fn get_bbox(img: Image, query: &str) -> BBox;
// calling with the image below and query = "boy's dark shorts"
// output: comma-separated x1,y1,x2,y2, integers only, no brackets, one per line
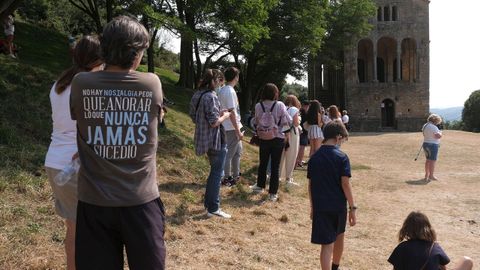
311,210,347,245
76,198,166,270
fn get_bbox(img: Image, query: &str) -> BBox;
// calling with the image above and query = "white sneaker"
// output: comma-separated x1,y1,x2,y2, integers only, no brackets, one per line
250,184,264,193
207,209,231,219
269,194,278,202
286,178,300,186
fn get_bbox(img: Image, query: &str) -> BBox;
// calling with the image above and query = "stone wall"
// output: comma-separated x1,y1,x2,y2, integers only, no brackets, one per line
344,0,430,132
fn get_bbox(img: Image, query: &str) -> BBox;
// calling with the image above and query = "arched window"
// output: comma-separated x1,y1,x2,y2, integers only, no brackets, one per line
392,6,398,21
384,6,390,21
357,39,374,83
377,37,397,83
401,38,417,82
377,7,383,21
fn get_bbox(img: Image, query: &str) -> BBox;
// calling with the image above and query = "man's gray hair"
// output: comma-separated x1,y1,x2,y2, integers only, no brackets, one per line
101,16,150,69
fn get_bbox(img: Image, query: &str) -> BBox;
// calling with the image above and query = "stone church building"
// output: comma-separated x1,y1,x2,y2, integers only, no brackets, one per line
308,0,430,131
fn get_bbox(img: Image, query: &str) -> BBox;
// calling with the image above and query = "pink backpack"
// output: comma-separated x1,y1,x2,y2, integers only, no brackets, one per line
256,102,281,140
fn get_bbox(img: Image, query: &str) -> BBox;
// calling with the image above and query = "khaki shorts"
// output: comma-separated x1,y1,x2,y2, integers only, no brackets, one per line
45,167,78,220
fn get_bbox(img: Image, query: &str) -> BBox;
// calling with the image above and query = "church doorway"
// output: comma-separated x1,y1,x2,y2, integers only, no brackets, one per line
381,99,395,127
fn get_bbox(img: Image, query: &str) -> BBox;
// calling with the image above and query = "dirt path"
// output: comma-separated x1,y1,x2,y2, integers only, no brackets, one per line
166,131,480,269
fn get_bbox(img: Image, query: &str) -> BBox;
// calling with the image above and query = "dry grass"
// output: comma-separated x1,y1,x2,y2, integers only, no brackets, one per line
1,129,479,269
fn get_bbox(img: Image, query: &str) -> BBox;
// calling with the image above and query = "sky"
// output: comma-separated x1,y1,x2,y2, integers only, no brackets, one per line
165,1,480,109
430,0,480,108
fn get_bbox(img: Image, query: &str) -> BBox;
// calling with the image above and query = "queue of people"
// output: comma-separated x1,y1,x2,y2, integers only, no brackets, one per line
42,14,472,270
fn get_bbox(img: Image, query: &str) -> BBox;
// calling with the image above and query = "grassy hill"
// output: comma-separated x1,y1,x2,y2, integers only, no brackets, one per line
2,22,479,270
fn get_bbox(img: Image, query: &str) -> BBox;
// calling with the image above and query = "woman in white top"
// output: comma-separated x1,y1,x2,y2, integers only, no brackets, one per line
341,110,350,130
280,95,301,185
422,114,443,182
3,14,15,58
44,35,103,270
328,105,342,122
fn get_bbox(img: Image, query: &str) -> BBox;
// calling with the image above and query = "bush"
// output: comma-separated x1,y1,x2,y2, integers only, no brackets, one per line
444,120,464,130
462,90,480,132
154,47,179,72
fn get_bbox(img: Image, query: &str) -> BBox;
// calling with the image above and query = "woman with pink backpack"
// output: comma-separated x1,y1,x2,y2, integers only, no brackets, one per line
250,83,292,202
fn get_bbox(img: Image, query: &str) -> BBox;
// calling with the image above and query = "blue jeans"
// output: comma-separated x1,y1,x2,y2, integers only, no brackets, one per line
205,145,227,212
423,142,440,161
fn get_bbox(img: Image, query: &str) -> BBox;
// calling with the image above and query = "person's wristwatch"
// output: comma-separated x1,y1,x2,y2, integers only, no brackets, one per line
349,205,358,211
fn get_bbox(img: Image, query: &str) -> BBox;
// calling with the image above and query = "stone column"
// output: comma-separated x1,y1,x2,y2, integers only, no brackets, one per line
396,39,401,82
373,40,378,82
389,5,392,21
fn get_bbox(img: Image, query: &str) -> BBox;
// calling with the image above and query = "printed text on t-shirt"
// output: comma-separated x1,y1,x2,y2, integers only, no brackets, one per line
82,89,153,160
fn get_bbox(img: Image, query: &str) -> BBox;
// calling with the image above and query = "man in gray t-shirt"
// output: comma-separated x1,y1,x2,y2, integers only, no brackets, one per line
70,16,166,270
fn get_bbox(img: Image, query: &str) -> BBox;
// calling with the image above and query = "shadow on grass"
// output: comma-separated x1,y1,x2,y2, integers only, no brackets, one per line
157,127,187,158
158,181,203,194
239,165,259,184
222,184,269,209
405,178,430,185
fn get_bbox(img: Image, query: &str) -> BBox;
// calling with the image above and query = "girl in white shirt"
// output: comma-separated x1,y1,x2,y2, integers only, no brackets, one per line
44,35,103,270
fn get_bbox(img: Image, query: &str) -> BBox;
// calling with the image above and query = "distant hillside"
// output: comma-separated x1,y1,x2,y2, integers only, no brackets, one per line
431,106,463,121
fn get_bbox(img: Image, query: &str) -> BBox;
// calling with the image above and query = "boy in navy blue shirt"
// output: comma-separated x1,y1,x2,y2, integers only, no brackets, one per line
307,120,357,270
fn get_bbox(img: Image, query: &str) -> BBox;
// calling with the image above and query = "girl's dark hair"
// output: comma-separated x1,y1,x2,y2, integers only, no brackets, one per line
307,100,321,125
101,16,150,69
398,211,437,242
198,69,223,90
322,119,348,142
55,35,102,94
260,83,279,101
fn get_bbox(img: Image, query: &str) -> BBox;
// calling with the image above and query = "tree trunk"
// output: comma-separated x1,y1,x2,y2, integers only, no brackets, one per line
175,0,195,89
147,28,158,73
0,0,19,20
106,0,114,22
177,37,194,88
239,52,258,113
94,14,103,33
68,0,103,33
88,0,103,33
193,39,202,86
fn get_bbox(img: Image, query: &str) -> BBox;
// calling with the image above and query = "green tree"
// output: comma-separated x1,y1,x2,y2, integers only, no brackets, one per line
443,120,463,131
321,0,377,66
173,0,276,89
281,83,309,102
18,0,98,34
0,0,21,20
65,0,178,73
67,0,107,33
462,90,480,132
233,0,327,111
